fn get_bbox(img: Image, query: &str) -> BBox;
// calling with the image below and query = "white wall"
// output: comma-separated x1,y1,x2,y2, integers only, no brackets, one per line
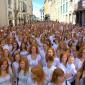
0,0,8,26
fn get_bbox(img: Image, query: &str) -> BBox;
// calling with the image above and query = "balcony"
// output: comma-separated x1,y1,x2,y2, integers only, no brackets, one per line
74,0,85,12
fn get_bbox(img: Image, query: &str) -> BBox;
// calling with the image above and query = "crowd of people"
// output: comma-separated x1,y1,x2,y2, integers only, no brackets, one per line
0,21,85,85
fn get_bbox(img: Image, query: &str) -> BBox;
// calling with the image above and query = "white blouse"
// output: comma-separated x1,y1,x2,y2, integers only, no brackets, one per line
74,58,82,71
58,63,67,74
79,78,84,85
18,70,29,85
48,81,71,85
39,49,46,67
20,51,29,58
66,63,77,83
52,43,58,51
43,66,56,85
0,74,12,85
12,62,19,77
27,54,41,68
27,75,47,85
53,57,60,67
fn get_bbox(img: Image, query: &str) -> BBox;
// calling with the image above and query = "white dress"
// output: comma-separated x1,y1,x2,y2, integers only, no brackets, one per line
2,44,12,53
20,50,29,58
66,63,77,83
52,43,58,51
45,57,60,68
27,75,47,85
12,62,19,78
36,37,43,48
27,54,41,68
48,81,71,85
43,66,56,85
74,58,82,71
48,35,55,45
18,70,29,85
15,36,21,47
39,49,46,67
58,63,67,74
53,57,60,67
0,74,12,85
58,63,77,83
27,77,38,85
78,78,84,85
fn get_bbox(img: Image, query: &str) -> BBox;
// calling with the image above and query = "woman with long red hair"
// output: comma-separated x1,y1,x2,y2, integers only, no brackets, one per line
27,44,42,68
28,65,46,85
0,58,13,85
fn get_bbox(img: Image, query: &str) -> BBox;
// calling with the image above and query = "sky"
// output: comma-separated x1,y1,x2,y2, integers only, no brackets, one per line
32,0,44,18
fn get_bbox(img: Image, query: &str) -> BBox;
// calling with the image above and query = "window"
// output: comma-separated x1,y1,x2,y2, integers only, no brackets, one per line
63,4,65,13
8,0,12,8
8,11,12,19
66,2,68,12
61,6,62,14
22,2,27,12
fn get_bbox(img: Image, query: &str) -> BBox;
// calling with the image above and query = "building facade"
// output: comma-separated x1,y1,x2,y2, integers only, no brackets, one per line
0,0,14,26
44,0,75,23
44,0,52,20
18,0,33,25
50,0,57,21
44,0,49,15
74,0,85,26
57,0,75,24
0,0,33,26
